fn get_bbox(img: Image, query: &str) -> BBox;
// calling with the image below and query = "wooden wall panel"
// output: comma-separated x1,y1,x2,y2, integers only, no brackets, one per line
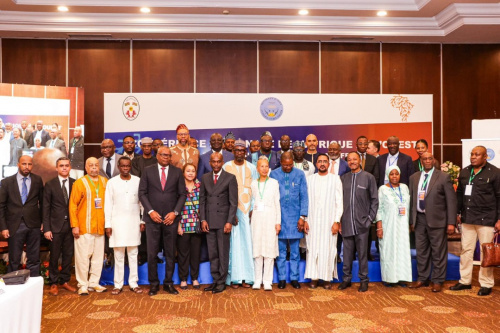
196,41,257,93
442,145,463,168
443,44,500,143
2,39,66,86
259,42,319,93
0,83,12,96
132,41,194,93
321,43,380,93
13,84,45,98
382,44,441,143
68,40,130,148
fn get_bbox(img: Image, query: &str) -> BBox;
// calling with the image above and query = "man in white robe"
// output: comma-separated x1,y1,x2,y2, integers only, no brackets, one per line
304,153,343,289
105,156,144,294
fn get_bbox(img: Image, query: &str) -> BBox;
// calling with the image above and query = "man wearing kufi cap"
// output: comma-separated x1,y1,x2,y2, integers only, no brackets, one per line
247,131,280,170
170,124,199,170
224,132,236,154
223,138,258,288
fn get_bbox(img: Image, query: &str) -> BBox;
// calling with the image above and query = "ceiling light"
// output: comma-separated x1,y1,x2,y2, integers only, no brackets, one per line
298,9,309,16
140,7,151,13
377,11,387,17
57,6,68,12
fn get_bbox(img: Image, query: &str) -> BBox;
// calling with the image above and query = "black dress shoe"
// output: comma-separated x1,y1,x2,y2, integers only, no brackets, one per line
212,284,226,294
477,287,492,296
278,280,286,289
148,287,158,296
165,285,179,295
449,283,472,291
204,283,216,292
338,281,351,290
358,282,368,292
291,280,301,289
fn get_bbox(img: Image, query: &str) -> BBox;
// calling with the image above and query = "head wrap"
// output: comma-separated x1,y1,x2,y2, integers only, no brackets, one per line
176,124,188,132
386,165,401,178
234,138,246,147
225,132,235,141
293,140,305,148
261,131,272,138
141,137,153,144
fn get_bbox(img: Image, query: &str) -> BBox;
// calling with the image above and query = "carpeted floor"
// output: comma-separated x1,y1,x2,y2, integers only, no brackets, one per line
41,267,500,333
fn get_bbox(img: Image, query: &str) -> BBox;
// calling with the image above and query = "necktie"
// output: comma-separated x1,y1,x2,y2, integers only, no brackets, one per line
21,177,28,204
214,174,218,185
51,140,55,148
361,154,366,170
62,179,69,204
419,174,428,211
106,157,112,178
330,159,336,174
161,167,166,190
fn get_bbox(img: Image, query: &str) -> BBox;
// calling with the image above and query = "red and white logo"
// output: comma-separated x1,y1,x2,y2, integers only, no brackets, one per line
122,96,140,121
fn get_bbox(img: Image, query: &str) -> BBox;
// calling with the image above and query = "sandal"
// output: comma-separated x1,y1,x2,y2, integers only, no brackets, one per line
130,286,143,294
111,288,122,295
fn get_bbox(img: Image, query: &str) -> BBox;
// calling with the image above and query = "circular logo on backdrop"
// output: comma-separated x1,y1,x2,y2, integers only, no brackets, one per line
260,97,283,121
122,96,140,121
486,148,495,161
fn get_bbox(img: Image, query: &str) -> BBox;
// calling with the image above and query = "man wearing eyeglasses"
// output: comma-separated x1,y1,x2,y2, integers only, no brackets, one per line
170,124,199,170
139,146,187,296
247,131,280,170
98,139,122,180
121,135,140,161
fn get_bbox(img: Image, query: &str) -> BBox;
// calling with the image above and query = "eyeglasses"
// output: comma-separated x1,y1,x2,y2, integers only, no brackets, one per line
158,153,172,157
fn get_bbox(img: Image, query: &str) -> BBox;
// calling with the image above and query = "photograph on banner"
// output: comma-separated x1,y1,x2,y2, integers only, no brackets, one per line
0,96,72,182
104,93,433,159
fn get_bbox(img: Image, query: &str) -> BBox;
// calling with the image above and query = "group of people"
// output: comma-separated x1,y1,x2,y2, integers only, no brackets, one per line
0,123,498,298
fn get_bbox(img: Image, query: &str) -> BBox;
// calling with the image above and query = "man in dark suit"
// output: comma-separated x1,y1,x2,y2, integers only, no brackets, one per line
197,132,233,181
121,135,140,161
46,127,67,156
32,120,51,147
328,142,349,176
409,152,457,292
139,146,187,296
0,155,44,277
43,157,76,296
378,136,414,187
20,120,33,147
98,139,122,179
247,131,280,170
356,136,379,184
200,152,238,294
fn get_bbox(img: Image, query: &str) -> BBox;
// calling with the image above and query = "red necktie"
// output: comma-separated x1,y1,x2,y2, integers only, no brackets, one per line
161,167,166,190
214,174,218,185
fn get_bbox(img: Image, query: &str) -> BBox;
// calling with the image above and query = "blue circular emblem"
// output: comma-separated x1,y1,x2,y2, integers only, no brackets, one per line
486,148,495,161
260,97,283,121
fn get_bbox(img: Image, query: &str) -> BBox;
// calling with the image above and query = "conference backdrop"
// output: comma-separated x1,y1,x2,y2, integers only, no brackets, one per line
104,93,432,159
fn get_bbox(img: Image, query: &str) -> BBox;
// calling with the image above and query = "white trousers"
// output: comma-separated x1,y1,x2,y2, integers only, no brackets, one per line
70,169,85,179
254,256,274,284
74,234,105,289
113,246,139,289
459,223,495,288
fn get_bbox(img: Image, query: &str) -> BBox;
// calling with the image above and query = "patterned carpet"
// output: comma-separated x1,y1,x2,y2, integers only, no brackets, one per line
41,267,500,333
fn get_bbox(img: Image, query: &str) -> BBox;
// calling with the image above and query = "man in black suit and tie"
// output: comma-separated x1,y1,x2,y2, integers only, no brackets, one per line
139,146,187,296
32,120,51,147
200,152,238,294
0,155,44,277
378,136,414,187
98,139,122,179
197,133,233,181
43,157,77,296
409,152,457,292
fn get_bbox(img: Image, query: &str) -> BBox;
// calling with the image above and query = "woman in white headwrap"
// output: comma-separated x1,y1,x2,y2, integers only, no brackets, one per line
375,164,412,286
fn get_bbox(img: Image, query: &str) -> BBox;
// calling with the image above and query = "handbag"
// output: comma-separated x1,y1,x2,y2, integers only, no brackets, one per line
481,234,500,267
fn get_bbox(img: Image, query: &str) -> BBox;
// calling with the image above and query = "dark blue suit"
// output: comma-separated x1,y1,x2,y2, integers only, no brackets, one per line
197,150,233,181
247,150,280,170
378,152,415,187
337,158,350,176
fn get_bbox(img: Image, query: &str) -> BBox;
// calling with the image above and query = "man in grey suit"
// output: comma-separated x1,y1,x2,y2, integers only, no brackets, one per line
409,152,457,292
200,152,238,294
98,139,122,179
46,127,67,156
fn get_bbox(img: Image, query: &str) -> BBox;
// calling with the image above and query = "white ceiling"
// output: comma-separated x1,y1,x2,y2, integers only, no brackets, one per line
0,0,498,42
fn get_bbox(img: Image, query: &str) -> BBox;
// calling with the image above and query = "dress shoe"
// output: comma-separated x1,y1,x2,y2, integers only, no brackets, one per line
431,283,442,292
49,284,59,296
338,281,351,290
291,280,301,289
148,287,158,296
179,282,188,290
477,287,492,296
212,284,226,294
88,285,107,293
323,283,332,290
398,282,408,288
278,280,286,289
192,280,200,289
165,285,179,295
309,280,318,289
263,283,272,291
60,283,76,292
449,283,471,291
204,284,216,292
358,282,368,292
78,287,89,296
252,282,261,290
409,280,430,289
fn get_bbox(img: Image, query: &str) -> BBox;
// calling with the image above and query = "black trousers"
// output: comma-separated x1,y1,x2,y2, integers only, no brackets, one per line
49,227,74,285
176,232,202,281
8,221,40,277
415,213,448,284
206,228,230,286
146,222,176,288
342,231,369,283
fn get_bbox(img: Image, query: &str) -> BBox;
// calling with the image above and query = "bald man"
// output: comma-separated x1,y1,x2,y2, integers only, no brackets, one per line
305,134,319,167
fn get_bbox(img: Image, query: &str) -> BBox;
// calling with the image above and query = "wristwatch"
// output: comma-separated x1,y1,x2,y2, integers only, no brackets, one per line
174,211,179,216
300,215,307,222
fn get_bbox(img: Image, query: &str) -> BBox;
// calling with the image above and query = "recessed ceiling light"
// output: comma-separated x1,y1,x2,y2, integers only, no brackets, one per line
57,6,68,12
140,7,151,14
298,9,309,16
377,10,387,17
